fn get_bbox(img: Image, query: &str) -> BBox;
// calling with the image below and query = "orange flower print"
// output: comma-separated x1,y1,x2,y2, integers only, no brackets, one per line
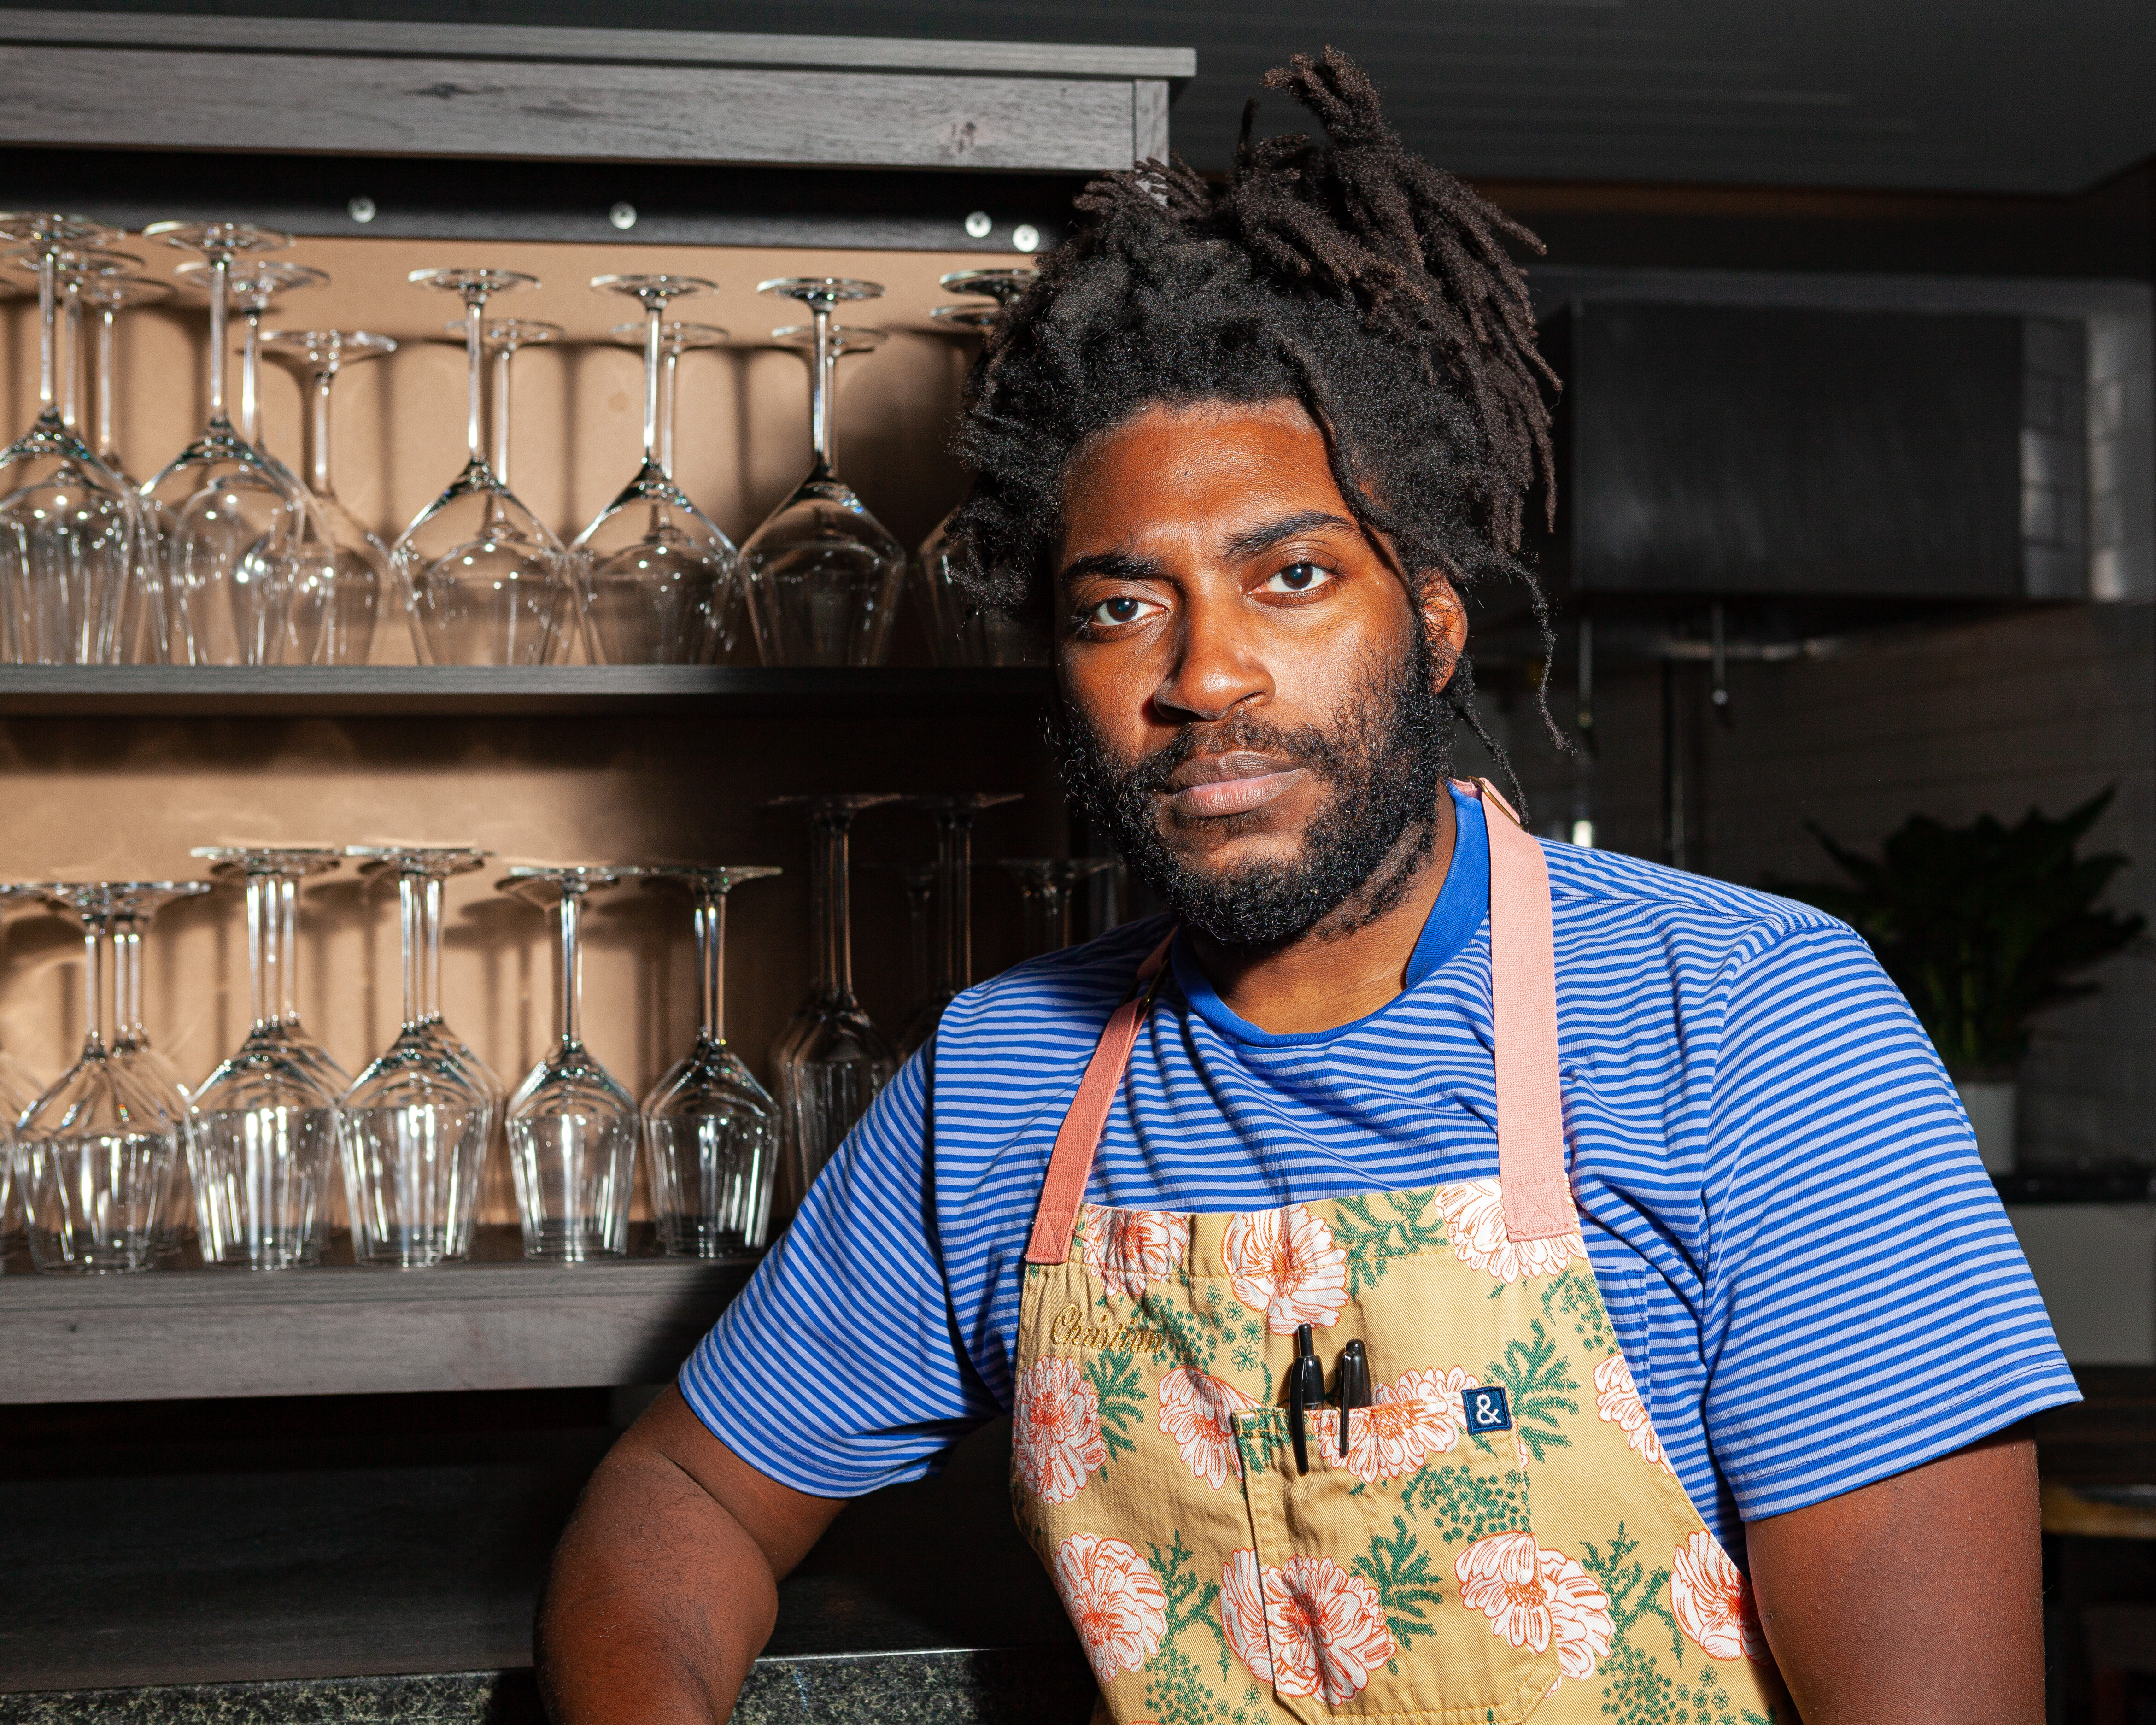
1157,1366,1258,1489
1331,1366,1467,1484
1456,1531,1612,1683
1219,1548,1275,1686
1436,1179,1587,1283
1055,1531,1169,1683
1080,1205,1192,1301
1672,1529,1768,1663
1594,1351,1675,1475
1013,1356,1107,1505
1223,1204,1349,1335
1269,1554,1397,1703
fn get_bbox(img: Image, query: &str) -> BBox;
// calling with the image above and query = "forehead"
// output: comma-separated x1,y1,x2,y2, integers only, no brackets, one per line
1059,398,1348,554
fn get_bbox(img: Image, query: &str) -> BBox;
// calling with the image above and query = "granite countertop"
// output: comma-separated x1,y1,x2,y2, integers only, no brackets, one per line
0,1407,1092,1723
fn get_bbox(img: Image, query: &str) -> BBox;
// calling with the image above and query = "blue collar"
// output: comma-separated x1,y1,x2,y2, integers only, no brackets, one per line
1171,786,1490,1050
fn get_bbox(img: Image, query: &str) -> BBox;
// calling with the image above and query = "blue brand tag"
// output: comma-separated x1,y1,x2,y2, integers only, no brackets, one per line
1462,1385,1512,1433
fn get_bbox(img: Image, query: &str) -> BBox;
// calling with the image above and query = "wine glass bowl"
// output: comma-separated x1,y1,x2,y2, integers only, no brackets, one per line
574,275,739,665
498,864,640,1261
394,270,573,667
262,328,397,666
740,279,907,668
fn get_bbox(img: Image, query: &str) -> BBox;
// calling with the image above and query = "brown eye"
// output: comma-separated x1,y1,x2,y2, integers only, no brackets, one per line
1265,561,1333,594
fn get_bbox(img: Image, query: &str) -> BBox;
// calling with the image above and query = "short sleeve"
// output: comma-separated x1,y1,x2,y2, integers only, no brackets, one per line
677,1048,1000,1496
1696,925,2080,1523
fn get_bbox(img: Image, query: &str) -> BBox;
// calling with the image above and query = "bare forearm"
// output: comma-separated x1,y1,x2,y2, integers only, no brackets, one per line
1747,1433,2044,1724
537,1449,778,1725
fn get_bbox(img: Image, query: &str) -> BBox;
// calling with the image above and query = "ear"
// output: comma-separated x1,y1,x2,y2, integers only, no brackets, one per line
1419,574,1469,692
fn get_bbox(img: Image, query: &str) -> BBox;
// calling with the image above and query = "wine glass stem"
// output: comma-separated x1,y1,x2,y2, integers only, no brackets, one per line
206,254,230,426
112,924,136,1042
397,872,423,1030
936,812,974,995
814,812,856,1003
641,298,663,469
35,248,57,416
306,365,336,499
659,346,680,479
240,309,262,445
557,888,584,1046
245,874,277,1033
422,873,445,1024
94,307,119,465
464,290,489,467
79,924,105,1055
491,344,514,487
810,300,837,476
695,888,726,1044
61,283,82,430
279,875,300,1027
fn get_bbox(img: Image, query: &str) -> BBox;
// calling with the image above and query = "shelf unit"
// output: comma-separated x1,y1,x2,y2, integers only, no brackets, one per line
0,664,1053,716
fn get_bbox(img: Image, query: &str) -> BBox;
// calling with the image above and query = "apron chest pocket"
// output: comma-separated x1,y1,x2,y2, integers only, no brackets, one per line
1230,1392,1558,1724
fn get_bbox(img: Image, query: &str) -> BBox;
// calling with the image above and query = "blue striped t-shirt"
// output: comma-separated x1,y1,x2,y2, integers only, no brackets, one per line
682,788,2077,1551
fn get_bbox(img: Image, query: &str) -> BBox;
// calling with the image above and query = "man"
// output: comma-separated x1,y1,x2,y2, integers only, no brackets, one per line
540,51,2073,1724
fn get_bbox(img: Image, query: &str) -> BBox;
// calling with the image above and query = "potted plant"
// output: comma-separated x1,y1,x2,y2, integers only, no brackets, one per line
1772,789,2144,1173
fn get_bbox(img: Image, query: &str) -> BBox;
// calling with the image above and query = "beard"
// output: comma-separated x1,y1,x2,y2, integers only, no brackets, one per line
1053,626,1455,951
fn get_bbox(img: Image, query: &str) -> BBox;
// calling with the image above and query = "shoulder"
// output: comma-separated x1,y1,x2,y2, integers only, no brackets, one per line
936,913,1175,1050
1541,838,1866,976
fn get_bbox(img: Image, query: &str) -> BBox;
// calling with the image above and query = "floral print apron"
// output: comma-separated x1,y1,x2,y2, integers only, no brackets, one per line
1011,781,1790,1725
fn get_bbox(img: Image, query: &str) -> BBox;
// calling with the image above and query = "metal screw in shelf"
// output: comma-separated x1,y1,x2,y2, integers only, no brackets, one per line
609,201,638,230
347,196,376,224
964,210,992,240
1012,224,1040,253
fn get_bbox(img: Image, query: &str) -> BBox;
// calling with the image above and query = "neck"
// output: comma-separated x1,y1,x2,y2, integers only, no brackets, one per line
1188,791,1456,1035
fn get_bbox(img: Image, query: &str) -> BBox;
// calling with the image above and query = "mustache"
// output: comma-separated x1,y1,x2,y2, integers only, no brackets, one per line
1097,714,1348,802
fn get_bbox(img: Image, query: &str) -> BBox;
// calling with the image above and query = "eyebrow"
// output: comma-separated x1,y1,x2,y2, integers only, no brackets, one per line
1220,509,1359,561
1058,548,1166,587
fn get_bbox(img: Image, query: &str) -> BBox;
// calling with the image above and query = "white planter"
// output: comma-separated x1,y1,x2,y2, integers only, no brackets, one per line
1955,1079,2018,1174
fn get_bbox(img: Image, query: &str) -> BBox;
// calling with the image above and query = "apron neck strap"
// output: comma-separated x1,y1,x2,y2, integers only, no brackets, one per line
1020,780,1572,1268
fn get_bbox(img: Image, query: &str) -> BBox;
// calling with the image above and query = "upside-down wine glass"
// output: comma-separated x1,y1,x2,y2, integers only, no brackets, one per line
394,272,572,667
338,846,498,1267
739,279,906,666
141,222,314,667
0,215,139,667
916,269,1047,668
574,275,738,664
108,880,213,1261
0,246,141,439
767,795,899,1223
642,866,782,1256
263,329,396,666
899,792,1021,1053
998,857,1120,956
186,846,344,1269
500,865,639,1261
15,881,183,1273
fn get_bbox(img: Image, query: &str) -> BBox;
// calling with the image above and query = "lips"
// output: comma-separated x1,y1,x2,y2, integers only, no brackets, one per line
1164,751,1307,820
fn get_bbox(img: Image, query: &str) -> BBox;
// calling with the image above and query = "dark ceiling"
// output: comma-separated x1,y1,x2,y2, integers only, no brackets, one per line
20,0,2156,195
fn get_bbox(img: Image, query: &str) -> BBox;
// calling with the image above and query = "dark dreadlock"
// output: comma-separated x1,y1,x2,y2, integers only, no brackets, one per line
945,47,1564,792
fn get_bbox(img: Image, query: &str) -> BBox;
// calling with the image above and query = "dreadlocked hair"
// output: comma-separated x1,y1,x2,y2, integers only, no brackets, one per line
946,47,1567,799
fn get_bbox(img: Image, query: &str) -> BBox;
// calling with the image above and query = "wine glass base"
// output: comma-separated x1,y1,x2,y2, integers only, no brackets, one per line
352,1226,466,1270
26,1236,157,1273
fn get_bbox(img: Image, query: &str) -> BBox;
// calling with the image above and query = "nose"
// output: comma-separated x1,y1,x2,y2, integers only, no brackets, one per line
1150,588,1272,724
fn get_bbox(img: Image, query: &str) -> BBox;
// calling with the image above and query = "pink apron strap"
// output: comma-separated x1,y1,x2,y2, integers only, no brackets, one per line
1463,778,1575,1242
1020,783,1573,1267
1023,933,1176,1266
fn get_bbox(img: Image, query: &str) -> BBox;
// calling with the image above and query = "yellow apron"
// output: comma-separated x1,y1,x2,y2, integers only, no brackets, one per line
1010,781,1790,1724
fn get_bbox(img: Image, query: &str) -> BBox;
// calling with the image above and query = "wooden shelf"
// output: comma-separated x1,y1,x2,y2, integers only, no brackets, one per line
0,664,1051,717
0,1249,758,1403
